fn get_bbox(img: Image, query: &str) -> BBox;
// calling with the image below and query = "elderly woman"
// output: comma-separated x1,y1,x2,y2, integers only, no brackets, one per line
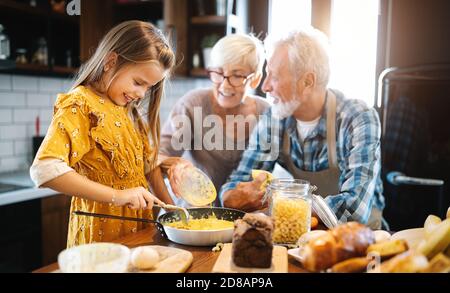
152,34,269,207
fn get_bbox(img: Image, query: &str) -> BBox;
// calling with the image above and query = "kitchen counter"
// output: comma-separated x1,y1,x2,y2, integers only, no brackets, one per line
0,170,59,207
33,225,306,273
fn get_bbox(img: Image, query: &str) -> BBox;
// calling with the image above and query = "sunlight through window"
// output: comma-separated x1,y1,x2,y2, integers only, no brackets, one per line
329,0,380,107
269,0,311,37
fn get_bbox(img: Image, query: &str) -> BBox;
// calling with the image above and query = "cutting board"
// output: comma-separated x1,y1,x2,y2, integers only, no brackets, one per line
128,245,193,273
212,244,288,273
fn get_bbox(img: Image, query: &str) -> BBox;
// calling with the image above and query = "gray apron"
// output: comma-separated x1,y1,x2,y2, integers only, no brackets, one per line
281,91,382,229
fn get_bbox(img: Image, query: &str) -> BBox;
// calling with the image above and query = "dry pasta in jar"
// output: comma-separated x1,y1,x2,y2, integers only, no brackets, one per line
268,179,312,244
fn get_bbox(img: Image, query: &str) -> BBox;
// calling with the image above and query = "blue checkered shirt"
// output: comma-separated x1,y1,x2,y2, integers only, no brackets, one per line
220,89,385,225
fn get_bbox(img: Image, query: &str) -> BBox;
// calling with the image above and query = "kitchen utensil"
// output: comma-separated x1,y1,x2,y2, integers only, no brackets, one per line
212,244,288,273
74,207,245,246
156,203,190,224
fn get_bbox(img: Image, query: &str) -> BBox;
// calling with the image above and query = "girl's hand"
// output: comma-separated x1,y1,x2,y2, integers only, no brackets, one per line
162,157,194,198
113,187,164,210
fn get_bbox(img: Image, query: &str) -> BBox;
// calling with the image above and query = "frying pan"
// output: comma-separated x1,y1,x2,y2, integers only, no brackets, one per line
74,207,245,246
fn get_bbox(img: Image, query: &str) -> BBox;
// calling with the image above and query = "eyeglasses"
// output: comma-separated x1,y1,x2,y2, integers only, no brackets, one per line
207,70,255,87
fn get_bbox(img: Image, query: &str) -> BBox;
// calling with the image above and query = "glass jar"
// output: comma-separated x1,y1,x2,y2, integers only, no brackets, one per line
267,179,312,244
16,49,28,64
0,24,11,60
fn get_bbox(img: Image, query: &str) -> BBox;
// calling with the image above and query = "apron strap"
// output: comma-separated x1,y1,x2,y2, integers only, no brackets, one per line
326,91,338,169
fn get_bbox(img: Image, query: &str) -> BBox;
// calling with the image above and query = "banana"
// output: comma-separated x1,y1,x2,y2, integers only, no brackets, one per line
251,169,274,191
447,206,450,219
417,218,450,259
424,214,442,237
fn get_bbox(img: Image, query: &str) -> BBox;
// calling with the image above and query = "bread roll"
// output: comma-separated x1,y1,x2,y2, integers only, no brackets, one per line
300,222,375,272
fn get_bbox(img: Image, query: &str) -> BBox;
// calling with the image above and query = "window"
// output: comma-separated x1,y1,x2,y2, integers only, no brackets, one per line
269,0,311,37
269,0,380,107
329,0,380,107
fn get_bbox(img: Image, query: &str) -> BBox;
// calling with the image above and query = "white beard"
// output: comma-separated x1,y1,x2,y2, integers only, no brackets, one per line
270,97,301,120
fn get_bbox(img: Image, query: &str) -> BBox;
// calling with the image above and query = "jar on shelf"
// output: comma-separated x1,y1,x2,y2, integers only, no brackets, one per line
16,49,28,64
267,179,312,244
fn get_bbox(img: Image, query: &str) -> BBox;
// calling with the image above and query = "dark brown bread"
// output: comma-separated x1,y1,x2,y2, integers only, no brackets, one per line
232,213,274,268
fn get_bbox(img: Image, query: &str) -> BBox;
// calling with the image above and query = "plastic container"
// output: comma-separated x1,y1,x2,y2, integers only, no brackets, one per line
58,243,131,273
267,179,312,244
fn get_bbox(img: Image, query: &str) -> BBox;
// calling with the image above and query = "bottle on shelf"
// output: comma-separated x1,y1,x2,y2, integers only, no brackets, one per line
66,50,72,68
0,24,11,60
32,37,49,66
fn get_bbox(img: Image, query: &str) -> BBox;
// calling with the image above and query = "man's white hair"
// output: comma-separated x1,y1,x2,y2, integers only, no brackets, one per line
265,27,330,87
210,34,265,74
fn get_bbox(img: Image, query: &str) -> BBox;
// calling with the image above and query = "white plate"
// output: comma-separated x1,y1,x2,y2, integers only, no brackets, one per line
287,248,303,263
391,228,425,249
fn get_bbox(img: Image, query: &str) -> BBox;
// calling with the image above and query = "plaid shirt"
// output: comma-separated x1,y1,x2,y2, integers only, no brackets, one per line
220,89,385,225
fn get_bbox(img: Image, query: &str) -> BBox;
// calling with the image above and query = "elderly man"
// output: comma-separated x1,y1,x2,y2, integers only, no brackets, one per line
219,28,385,229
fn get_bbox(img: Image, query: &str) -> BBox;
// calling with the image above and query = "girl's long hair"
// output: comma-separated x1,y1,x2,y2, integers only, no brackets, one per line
72,20,175,170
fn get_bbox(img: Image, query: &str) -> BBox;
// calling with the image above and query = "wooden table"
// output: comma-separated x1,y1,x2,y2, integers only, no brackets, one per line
34,226,306,273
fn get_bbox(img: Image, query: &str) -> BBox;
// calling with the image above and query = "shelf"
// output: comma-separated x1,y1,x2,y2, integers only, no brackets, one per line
0,59,15,70
0,62,77,77
190,68,208,78
114,0,162,7
191,15,226,25
15,63,50,72
52,66,78,75
0,0,79,24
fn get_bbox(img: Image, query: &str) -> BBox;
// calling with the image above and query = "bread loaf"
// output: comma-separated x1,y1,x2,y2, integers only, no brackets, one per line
300,222,375,272
232,213,274,268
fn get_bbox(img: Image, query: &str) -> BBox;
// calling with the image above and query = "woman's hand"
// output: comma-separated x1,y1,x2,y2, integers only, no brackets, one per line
113,187,165,210
161,157,194,198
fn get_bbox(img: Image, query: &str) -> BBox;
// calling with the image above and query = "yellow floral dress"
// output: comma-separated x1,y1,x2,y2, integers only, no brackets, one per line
37,85,154,247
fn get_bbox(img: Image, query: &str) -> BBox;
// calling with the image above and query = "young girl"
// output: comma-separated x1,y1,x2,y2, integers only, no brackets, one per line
30,20,175,247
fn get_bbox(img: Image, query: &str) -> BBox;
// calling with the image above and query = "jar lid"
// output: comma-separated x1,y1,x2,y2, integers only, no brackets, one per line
311,194,339,229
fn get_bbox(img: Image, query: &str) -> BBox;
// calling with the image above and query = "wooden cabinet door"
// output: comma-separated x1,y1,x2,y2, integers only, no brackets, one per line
41,195,72,266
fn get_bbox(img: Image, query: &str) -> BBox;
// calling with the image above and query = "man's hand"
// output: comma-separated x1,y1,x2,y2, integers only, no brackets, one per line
222,173,269,212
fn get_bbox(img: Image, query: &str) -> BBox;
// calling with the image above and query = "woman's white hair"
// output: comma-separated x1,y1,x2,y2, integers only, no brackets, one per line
209,34,265,74
265,27,330,87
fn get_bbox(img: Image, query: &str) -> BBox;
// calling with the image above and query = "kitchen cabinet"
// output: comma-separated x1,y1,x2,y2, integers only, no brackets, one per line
78,0,249,77
40,194,71,266
165,0,244,77
0,198,42,272
79,0,164,62
0,0,80,77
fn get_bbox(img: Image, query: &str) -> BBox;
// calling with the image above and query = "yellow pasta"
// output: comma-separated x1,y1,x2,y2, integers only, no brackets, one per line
272,196,311,244
164,215,233,231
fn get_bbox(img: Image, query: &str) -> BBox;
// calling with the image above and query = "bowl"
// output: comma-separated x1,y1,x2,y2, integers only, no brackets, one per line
391,228,425,249
58,243,131,273
177,167,216,206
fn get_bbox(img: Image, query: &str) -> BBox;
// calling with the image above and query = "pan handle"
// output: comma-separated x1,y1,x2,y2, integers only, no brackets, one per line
73,211,168,239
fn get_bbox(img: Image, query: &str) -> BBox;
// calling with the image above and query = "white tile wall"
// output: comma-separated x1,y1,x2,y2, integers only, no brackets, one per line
0,142,14,157
12,76,38,91
0,73,209,174
0,74,71,174
0,74,11,90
